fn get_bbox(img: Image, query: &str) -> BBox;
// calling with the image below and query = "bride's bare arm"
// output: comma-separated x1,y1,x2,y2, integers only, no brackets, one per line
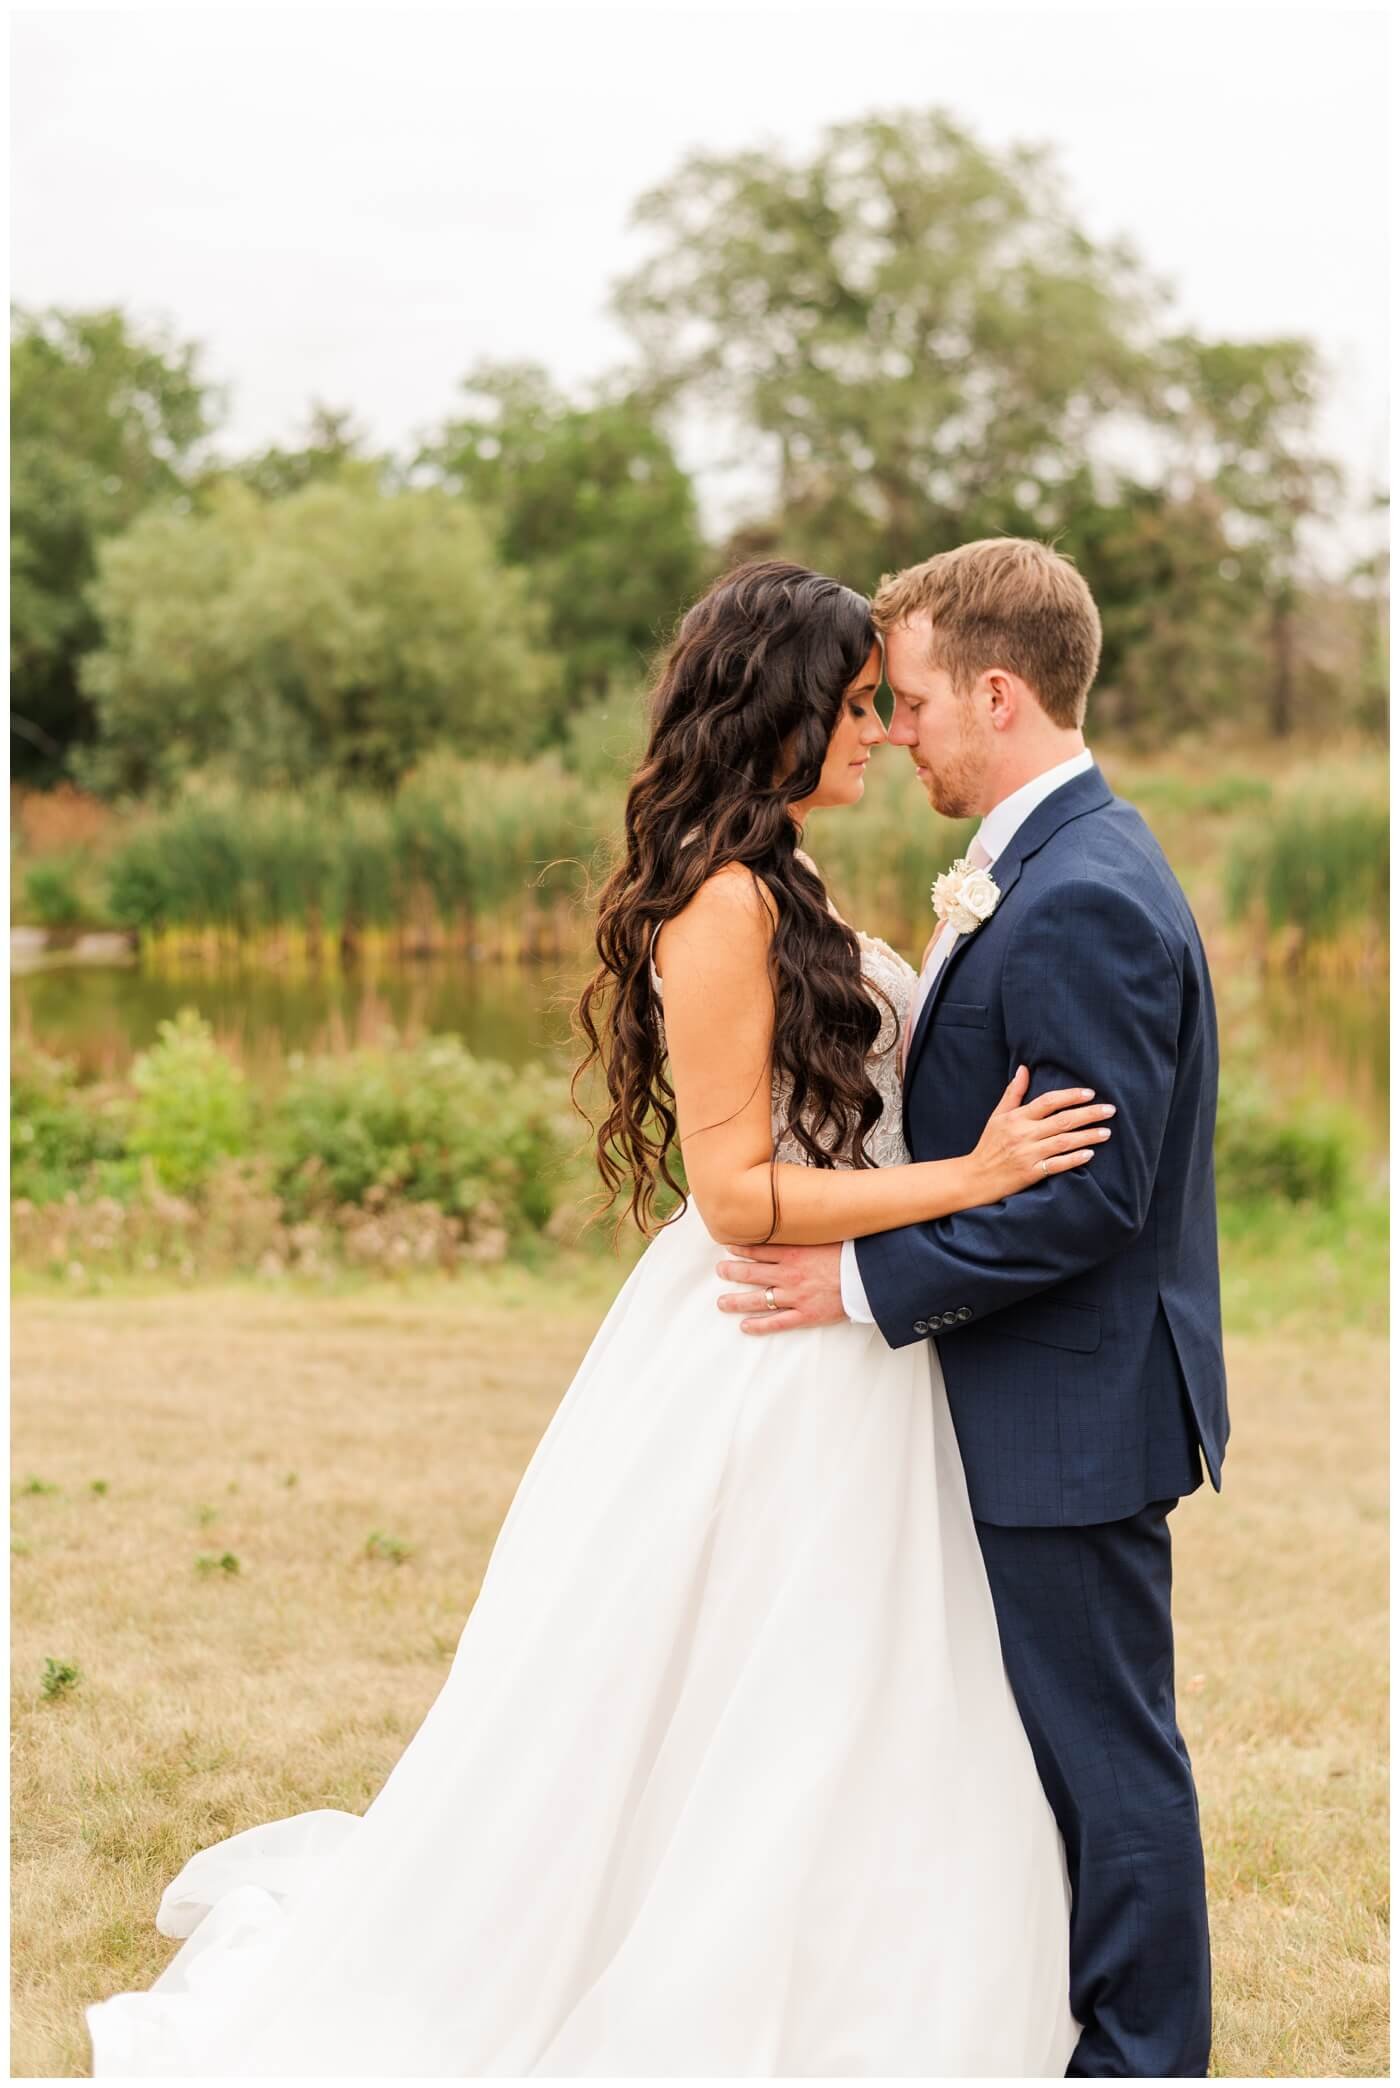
655,868,1112,1247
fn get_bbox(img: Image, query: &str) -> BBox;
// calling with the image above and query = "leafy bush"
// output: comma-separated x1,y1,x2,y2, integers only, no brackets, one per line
103,825,179,932
10,1042,133,1202
269,1035,570,1238
22,857,88,928
128,1009,253,1194
1214,1072,1357,1208
10,1023,589,1276
79,477,560,794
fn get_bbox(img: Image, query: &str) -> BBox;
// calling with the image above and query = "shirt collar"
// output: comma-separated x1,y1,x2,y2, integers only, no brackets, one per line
973,748,1096,866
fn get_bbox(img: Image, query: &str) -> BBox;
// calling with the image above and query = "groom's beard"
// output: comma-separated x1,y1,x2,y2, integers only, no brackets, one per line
920,750,985,822
917,700,989,821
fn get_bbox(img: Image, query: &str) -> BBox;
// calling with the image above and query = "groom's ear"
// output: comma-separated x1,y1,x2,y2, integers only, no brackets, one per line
985,669,1025,731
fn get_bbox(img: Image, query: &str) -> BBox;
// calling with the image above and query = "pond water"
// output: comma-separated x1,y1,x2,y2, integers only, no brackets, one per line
12,947,1388,1153
12,953,575,1084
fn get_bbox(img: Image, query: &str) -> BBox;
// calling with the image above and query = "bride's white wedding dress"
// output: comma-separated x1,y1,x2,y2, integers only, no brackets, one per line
86,924,1076,2078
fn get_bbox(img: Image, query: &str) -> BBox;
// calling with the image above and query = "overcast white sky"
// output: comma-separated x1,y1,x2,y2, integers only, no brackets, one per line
10,4,1390,542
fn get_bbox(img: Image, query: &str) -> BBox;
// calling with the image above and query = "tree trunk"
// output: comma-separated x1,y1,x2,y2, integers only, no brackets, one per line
1268,593,1295,738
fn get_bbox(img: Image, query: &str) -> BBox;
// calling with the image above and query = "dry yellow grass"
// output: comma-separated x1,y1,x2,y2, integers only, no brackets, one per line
10,1278,1388,2078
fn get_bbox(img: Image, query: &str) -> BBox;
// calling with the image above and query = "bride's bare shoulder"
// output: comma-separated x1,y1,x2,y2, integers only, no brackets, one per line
653,864,777,980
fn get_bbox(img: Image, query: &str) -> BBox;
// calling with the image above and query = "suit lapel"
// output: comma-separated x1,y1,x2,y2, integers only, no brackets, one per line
903,766,1113,1087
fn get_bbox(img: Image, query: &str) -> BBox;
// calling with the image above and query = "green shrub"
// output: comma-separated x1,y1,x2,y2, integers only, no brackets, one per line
103,826,177,931
10,1042,133,1202
1214,1073,1358,1209
269,1035,570,1237
128,1009,253,1194
22,857,88,928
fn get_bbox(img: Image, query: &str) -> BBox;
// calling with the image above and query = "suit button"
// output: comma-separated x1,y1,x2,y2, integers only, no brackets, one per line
957,1306,973,1322
937,1312,956,1328
913,1320,929,1336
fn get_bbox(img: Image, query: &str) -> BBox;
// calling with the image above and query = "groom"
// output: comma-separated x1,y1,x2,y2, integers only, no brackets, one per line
717,538,1228,2077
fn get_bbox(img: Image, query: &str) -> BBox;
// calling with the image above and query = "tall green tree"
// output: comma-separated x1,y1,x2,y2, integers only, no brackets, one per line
1161,334,1342,736
77,474,558,794
217,401,382,502
611,111,1355,744
422,362,707,704
10,306,221,779
1345,496,1390,739
1064,480,1262,741
612,111,1156,588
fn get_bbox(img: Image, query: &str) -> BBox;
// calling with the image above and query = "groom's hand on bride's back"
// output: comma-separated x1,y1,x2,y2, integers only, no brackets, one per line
715,1242,847,1335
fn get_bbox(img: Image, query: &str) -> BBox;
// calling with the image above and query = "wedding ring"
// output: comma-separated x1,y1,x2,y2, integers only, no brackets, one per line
764,1285,779,1312
1037,1159,1048,1178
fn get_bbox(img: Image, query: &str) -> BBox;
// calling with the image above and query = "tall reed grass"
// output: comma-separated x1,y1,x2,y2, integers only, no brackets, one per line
103,759,617,960
97,753,979,962
41,752,1396,977
1226,793,1389,961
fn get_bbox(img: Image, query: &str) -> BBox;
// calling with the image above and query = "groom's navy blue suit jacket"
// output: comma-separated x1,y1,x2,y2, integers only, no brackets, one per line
855,765,1229,1528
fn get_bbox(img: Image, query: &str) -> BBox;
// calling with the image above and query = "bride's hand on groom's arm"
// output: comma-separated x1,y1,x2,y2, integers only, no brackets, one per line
967,1065,1115,1205
713,1076,1114,1335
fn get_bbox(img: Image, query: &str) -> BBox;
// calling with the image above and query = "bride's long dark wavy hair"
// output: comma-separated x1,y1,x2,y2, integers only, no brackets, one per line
572,558,887,1238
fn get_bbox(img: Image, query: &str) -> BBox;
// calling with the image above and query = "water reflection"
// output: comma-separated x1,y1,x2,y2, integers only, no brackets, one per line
11,958,579,1085
12,951,1387,1152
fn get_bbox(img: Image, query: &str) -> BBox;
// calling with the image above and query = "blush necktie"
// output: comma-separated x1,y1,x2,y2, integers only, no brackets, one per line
900,833,993,1076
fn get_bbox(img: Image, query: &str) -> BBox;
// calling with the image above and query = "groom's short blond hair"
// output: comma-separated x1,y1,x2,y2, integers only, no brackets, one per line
872,538,1102,729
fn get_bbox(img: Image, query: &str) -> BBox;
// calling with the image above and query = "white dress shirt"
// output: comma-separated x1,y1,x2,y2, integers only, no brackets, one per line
839,748,1096,1325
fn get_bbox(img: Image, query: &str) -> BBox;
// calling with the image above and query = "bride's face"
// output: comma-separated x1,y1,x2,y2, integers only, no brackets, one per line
787,644,887,818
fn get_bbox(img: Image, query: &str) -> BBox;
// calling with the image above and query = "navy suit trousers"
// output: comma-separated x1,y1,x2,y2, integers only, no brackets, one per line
975,1501,1212,2078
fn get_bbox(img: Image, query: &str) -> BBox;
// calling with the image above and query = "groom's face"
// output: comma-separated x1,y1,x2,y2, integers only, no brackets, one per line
883,616,994,820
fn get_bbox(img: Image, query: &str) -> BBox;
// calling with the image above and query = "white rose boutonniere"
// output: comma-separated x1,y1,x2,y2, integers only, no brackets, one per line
931,858,1002,937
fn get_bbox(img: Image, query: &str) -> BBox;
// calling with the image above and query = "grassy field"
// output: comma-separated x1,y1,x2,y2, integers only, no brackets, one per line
10,1216,1388,2079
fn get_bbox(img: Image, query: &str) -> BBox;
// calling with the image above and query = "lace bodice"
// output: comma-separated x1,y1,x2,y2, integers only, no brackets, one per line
649,918,917,1172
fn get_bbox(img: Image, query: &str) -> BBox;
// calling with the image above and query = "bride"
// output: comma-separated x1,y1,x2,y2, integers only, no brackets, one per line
86,560,1104,2077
